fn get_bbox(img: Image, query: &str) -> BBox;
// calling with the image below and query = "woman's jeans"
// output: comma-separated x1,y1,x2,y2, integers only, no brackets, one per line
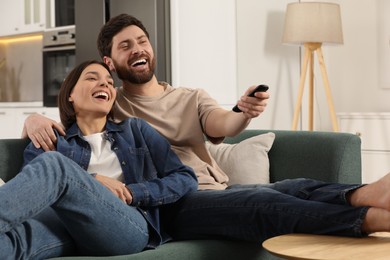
168,179,369,242
0,152,149,260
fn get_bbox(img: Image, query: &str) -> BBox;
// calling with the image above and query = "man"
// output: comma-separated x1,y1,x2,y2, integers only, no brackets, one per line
24,14,390,242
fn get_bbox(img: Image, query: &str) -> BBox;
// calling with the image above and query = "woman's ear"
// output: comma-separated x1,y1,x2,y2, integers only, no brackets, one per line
68,95,74,102
104,56,116,72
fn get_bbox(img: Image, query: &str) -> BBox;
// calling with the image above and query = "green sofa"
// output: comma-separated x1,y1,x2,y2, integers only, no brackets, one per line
0,130,361,260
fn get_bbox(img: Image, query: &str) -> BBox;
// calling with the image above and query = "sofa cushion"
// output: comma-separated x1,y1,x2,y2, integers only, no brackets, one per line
206,132,275,186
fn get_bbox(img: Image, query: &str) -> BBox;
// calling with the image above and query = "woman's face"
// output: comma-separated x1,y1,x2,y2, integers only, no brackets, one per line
69,64,116,118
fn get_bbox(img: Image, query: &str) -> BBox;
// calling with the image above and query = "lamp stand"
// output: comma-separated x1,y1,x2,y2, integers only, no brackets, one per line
291,42,339,132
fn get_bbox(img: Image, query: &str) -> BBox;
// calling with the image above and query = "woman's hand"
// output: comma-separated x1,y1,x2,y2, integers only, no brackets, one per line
95,174,133,204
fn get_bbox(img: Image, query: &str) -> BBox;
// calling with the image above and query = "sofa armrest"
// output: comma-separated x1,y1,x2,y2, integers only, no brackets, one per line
0,138,30,182
224,130,362,184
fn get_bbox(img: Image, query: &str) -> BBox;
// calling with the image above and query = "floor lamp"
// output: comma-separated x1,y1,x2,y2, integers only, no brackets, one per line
282,2,344,132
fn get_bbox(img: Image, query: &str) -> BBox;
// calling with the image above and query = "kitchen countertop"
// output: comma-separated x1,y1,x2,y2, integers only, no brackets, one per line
0,102,44,108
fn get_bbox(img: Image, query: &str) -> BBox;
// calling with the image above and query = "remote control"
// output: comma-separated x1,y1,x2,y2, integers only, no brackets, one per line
232,84,269,112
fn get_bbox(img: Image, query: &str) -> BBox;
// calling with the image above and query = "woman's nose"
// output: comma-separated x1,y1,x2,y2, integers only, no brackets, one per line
100,80,109,87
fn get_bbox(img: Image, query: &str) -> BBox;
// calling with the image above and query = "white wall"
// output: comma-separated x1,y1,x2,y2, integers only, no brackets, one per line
171,0,390,131
170,0,237,106
315,0,390,130
236,0,300,130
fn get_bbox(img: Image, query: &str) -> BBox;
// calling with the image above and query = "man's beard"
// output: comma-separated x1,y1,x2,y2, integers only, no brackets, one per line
114,56,156,84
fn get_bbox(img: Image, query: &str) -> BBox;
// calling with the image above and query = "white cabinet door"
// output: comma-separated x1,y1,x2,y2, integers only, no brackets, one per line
0,108,17,138
338,113,390,183
0,1,22,36
362,151,390,183
0,107,60,139
19,0,46,34
14,108,46,137
0,0,46,37
14,107,60,138
41,107,60,123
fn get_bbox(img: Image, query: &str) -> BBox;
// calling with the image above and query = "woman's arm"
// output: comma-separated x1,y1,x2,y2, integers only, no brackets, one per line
22,130,62,168
23,141,45,168
126,119,198,208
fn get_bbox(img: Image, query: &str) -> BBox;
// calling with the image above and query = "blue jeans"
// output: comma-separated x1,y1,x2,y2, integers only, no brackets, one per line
0,152,149,260
167,179,368,242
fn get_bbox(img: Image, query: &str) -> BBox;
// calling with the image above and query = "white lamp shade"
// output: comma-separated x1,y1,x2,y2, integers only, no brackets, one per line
282,2,343,45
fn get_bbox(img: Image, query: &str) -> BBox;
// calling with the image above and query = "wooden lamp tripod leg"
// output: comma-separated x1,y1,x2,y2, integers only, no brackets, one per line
292,46,311,130
308,50,314,130
316,47,340,132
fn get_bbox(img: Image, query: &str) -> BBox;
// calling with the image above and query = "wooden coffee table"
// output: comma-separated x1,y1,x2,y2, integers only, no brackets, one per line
262,232,390,259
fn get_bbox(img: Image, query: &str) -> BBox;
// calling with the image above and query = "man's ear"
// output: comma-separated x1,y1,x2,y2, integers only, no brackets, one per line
104,56,116,72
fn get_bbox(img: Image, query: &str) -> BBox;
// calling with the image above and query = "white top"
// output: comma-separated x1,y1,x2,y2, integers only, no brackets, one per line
84,132,124,182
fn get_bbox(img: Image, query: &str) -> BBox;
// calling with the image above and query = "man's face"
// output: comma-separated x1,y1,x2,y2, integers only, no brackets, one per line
108,25,156,84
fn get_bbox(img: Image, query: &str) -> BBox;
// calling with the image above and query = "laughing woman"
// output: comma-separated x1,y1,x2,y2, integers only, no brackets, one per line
0,60,197,259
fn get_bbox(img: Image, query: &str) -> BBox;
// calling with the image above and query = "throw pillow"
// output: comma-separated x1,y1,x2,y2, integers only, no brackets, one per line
206,132,275,186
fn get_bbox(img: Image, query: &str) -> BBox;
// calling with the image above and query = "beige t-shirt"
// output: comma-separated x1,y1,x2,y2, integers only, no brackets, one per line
113,82,229,190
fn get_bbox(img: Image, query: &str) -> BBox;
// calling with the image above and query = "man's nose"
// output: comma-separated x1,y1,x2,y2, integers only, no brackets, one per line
132,45,144,55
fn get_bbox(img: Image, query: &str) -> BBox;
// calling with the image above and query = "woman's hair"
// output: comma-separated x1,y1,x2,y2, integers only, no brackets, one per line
57,60,114,129
97,13,150,58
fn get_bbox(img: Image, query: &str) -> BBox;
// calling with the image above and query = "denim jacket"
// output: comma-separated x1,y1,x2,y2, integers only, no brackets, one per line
23,118,198,248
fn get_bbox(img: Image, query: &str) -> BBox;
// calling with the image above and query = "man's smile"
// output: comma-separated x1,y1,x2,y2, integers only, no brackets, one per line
131,58,147,67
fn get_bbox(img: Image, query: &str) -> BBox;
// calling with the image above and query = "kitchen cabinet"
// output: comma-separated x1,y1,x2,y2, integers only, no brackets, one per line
0,106,60,139
0,0,46,37
0,108,17,138
338,113,390,183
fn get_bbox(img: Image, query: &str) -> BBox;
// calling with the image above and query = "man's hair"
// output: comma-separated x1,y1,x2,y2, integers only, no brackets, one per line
97,14,150,58
57,60,114,129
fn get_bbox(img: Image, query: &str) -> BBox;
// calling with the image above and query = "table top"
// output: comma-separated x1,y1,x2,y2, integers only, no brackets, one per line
262,232,390,260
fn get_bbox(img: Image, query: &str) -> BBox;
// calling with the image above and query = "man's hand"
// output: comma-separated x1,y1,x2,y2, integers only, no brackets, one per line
22,113,65,151
95,174,133,204
205,85,270,138
236,85,270,119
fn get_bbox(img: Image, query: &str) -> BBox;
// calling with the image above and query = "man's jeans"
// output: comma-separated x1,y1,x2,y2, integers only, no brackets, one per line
0,152,149,260
169,179,368,242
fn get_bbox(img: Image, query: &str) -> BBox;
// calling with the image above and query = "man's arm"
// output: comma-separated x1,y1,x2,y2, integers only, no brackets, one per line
205,85,269,138
22,113,66,151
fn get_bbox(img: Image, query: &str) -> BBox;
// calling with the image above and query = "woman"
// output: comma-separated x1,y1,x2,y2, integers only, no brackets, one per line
0,60,197,259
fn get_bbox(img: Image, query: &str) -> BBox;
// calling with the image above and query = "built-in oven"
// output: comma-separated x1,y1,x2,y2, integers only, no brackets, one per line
42,26,76,107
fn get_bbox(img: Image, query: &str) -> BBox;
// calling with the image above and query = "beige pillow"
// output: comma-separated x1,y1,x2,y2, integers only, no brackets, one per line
206,132,275,186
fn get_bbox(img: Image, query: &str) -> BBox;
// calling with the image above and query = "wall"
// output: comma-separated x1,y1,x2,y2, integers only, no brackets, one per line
170,0,237,106
314,0,390,130
236,0,300,130
243,0,390,130
332,0,390,111
171,0,390,131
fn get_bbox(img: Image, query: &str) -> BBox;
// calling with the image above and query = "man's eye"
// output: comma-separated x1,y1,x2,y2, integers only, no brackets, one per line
120,44,129,49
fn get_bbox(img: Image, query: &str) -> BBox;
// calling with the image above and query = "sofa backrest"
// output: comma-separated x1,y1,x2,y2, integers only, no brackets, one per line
0,130,362,185
225,130,362,184
0,138,30,182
